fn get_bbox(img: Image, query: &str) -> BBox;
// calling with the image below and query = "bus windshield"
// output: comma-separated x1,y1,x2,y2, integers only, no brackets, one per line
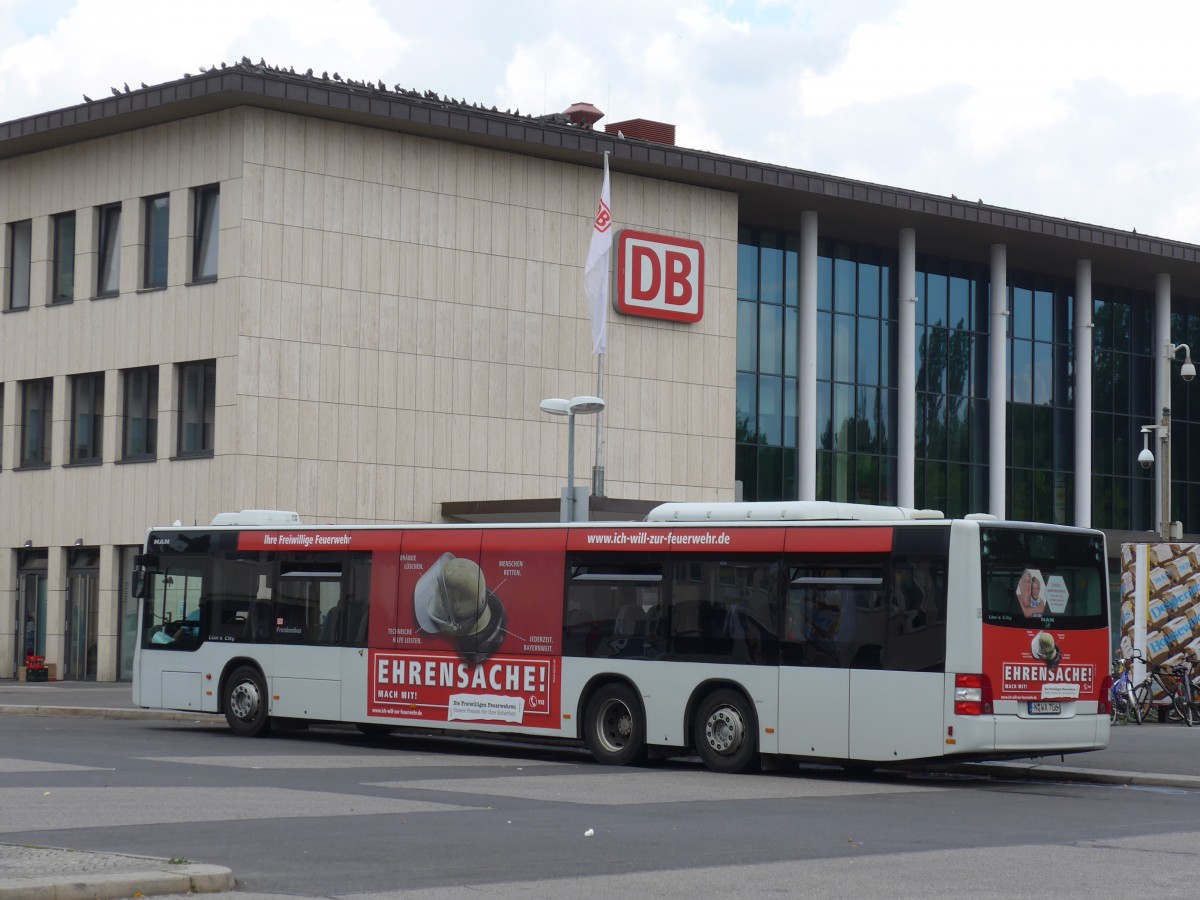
980,525,1107,629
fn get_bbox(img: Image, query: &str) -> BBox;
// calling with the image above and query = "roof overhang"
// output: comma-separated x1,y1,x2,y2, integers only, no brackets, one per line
4,63,1200,293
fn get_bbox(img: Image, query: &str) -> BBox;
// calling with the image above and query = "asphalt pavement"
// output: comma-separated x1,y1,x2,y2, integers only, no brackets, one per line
3,678,1200,899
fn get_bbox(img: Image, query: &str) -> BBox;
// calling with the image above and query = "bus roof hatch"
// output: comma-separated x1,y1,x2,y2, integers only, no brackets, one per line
645,501,945,523
210,510,303,526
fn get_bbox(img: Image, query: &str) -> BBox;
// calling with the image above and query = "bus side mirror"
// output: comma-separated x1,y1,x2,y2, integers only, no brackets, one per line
131,554,158,600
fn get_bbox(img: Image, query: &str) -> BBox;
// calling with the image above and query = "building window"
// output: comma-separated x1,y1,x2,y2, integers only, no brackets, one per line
143,194,169,289
912,256,991,518
177,360,215,456
20,378,53,467
1091,289,1155,532
97,204,121,297
122,366,158,460
192,185,219,282
70,372,104,464
1168,299,1200,534
735,228,803,502
735,229,901,507
52,212,76,303
1004,273,1076,525
817,240,900,509
8,219,31,310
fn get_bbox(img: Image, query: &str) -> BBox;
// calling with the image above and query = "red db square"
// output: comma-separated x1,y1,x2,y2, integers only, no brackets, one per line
615,230,705,324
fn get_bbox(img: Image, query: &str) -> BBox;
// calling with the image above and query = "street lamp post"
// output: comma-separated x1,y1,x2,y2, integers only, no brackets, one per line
1138,342,1196,541
540,395,606,523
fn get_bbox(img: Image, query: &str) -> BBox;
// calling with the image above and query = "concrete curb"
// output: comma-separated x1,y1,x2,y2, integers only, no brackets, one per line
0,704,221,723
0,844,234,900
0,865,234,900
944,760,1200,789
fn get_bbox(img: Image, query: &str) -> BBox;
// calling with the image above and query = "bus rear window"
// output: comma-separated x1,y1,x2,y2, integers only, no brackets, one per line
980,526,1107,629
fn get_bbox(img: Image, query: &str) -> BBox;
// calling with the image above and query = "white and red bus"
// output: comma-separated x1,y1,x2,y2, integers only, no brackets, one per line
131,502,1111,772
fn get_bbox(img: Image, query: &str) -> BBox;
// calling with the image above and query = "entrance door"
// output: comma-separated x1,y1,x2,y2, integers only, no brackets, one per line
18,572,47,670
65,572,99,680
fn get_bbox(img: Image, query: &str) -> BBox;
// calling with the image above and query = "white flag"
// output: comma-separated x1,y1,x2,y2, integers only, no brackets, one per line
584,153,612,355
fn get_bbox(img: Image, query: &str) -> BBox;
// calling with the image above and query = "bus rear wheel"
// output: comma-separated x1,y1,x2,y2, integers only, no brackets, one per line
224,666,272,737
694,688,758,774
584,683,646,766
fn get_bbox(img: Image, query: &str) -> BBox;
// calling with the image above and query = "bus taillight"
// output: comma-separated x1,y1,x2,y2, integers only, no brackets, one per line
1097,674,1113,716
954,673,993,716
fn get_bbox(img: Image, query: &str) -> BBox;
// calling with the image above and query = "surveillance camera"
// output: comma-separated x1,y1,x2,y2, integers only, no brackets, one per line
1138,448,1155,470
1182,360,1196,382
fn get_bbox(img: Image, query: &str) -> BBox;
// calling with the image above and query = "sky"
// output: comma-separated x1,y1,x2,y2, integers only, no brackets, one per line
1,0,1198,242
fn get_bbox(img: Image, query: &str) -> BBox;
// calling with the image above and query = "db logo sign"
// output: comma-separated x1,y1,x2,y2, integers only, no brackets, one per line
615,230,704,324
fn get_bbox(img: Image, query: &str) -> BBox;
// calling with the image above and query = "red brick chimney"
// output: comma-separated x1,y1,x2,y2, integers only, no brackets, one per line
604,118,675,145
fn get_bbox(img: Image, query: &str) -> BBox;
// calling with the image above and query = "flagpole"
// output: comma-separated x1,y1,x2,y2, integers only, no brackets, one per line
585,150,612,499
593,350,605,496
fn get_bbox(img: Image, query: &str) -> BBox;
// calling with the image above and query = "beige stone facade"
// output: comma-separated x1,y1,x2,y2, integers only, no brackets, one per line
0,105,739,681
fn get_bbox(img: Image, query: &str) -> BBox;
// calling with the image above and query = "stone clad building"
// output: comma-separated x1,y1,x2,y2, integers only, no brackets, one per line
0,62,1196,680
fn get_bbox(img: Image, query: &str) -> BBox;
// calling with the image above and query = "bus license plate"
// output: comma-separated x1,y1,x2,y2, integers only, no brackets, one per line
1029,701,1061,715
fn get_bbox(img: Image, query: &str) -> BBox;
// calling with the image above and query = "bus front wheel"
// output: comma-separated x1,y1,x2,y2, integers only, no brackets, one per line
224,666,272,737
694,688,759,774
584,683,646,766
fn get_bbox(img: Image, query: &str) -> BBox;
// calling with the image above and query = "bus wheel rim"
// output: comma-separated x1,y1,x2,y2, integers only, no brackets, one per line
596,698,633,753
705,706,744,755
231,680,261,721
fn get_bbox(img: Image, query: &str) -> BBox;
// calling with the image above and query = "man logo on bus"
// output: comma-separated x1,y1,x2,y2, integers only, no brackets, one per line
413,553,507,664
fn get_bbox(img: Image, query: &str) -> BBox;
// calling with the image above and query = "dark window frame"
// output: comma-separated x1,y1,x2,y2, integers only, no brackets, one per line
69,372,104,464
96,203,121,297
142,194,169,290
52,211,76,304
20,378,53,468
191,185,219,283
8,219,32,310
176,360,216,457
121,366,159,461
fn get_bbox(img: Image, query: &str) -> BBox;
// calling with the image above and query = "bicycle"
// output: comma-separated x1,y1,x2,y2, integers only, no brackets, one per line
1132,657,1196,725
1109,653,1140,724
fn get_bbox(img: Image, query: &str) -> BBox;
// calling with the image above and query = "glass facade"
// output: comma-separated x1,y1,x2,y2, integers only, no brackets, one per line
1091,287,1155,530
736,228,799,501
817,240,897,505
1168,301,1200,531
913,257,989,517
735,229,1176,531
1005,273,1074,524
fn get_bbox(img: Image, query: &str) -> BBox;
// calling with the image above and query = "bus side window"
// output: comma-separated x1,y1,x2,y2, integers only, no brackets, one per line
884,558,947,672
783,563,885,669
564,558,664,660
668,559,779,665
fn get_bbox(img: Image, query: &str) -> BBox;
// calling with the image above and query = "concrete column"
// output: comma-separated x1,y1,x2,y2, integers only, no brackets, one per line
103,369,120,464
798,211,818,500
1154,273,1171,530
0,550,13,678
96,545,118,682
51,374,69,468
989,244,1008,518
897,228,917,508
1074,260,1093,528
76,208,97,302
1,378,15,474
45,547,66,680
